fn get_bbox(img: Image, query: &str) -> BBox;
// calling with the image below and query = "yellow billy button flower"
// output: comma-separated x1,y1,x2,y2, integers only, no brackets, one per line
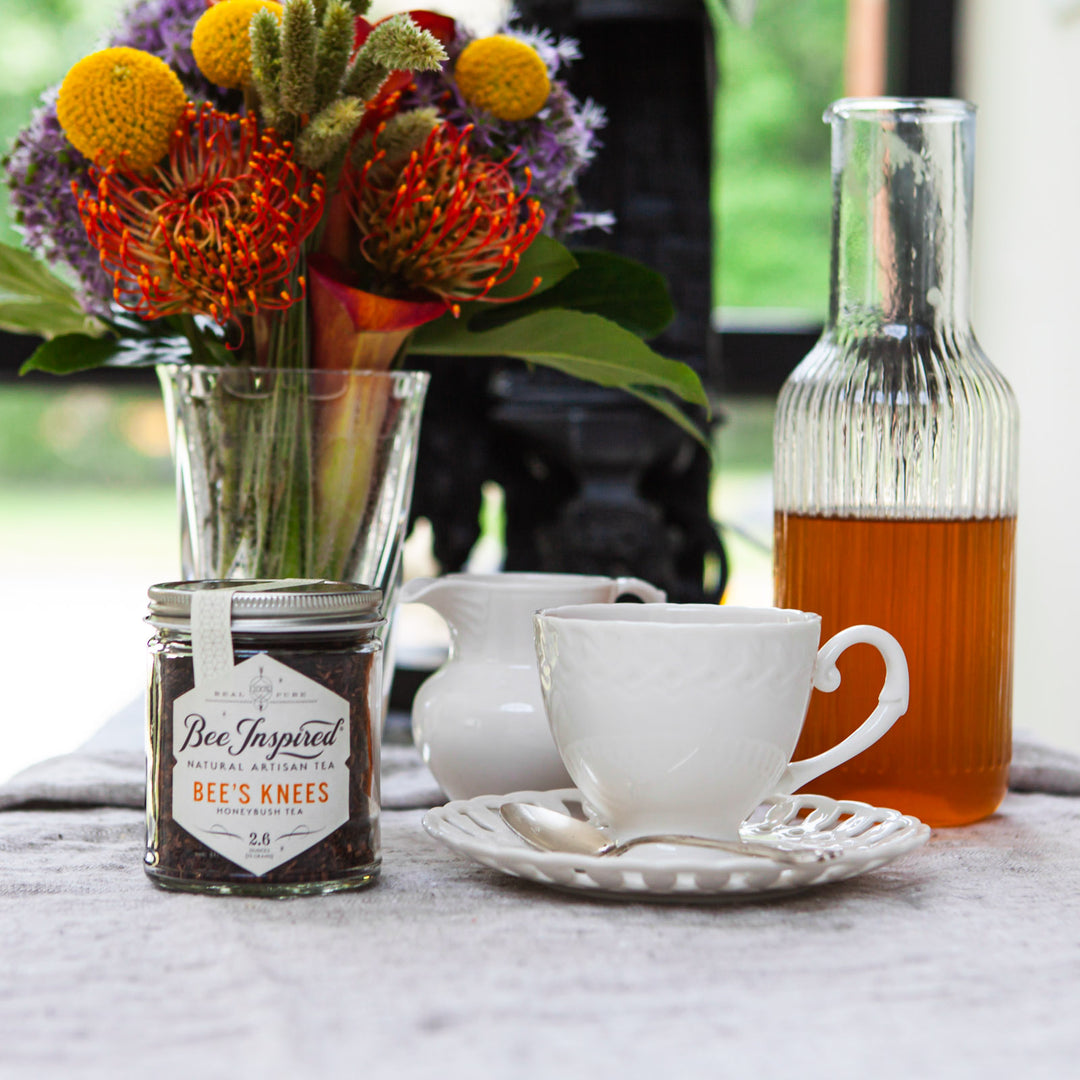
192,0,284,90
454,35,551,122
56,47,186,173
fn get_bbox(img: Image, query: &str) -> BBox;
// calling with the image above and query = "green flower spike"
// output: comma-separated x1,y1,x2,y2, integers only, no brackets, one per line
313,1,355,113
250,7,285,127
344,13,447,100
280,0,318,117
253,2,445,158
297,97,366,168
352,107,439,174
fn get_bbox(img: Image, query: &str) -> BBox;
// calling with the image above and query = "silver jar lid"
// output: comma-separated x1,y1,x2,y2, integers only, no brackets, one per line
147,580,383,634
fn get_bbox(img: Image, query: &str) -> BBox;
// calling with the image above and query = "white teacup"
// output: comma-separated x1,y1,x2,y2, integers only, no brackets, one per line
533,605,909,841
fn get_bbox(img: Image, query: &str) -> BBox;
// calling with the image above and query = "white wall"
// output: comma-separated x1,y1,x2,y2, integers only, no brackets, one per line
958,1,1080,750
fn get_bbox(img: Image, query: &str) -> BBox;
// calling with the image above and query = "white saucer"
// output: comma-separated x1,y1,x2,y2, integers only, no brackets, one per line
422,788,930,903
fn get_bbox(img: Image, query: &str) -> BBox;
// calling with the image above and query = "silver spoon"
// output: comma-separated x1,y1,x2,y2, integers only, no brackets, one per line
499,801,843,865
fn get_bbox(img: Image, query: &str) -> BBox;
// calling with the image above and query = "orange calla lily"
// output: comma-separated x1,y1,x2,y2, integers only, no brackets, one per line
308,252,446,371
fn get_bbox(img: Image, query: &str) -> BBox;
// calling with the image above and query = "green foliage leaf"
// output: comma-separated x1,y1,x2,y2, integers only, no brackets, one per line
468,249,674,339
0,243,109,340
19,334,125,376
412,307,710,441
436,234,579,345
0,243,77,304
0,299,107,340
626,386,716,457
481,234,579,302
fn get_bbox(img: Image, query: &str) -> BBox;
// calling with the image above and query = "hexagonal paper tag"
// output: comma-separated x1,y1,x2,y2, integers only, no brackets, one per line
172,654,350,875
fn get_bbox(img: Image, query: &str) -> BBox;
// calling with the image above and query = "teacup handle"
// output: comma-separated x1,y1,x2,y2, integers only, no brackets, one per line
775,625,909,796
614,577,667,603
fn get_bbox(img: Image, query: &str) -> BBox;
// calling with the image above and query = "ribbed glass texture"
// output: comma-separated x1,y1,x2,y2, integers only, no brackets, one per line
773,100,1020,827
775,99,1019,519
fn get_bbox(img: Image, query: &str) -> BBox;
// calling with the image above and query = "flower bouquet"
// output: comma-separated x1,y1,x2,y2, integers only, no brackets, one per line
1,0,708,599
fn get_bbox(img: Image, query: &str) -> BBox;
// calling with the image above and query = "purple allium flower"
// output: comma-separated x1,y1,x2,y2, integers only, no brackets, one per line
4,0,233,315
402,21,613,239
509,24,581,76
5,89,112,315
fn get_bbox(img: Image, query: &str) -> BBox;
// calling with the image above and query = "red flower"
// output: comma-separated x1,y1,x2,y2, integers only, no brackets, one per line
76,103,324,327
346,122,544,313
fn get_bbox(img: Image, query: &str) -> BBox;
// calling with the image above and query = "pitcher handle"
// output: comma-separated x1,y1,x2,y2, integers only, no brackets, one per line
775,625,909,796
614,577,666,603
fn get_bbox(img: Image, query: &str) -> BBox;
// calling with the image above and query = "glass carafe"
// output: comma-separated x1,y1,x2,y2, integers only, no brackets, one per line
773,98,1019,826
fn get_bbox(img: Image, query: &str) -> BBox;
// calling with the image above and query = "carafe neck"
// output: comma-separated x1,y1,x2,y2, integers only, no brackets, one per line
827,98,974,337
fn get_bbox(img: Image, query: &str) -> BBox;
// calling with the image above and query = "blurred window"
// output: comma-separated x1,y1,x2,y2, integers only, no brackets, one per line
714,0,847,323
713,0,956,394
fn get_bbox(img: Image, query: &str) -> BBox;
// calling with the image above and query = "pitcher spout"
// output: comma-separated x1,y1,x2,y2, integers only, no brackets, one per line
398,576,454,616
397,575,488,650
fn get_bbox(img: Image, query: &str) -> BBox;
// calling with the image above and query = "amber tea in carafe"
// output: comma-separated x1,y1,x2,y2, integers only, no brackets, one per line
775,514,1015,825
773,99,1019,826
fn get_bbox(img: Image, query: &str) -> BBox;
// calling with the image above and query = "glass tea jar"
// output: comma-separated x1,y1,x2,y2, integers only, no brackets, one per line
774,99,1019,827
145,580,384,896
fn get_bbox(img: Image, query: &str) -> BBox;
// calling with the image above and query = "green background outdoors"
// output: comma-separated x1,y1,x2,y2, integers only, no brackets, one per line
0,0,845,488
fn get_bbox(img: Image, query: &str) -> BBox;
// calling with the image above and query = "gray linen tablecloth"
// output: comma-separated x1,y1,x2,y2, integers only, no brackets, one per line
2,706,1080,1079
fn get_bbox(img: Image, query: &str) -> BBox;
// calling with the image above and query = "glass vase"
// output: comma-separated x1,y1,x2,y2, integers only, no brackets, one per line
773,98,1019,826
157,364,429,613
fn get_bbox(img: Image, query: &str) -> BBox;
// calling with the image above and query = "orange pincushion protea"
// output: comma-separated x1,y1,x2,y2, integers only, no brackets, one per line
76,103,324,327
347,122,544,314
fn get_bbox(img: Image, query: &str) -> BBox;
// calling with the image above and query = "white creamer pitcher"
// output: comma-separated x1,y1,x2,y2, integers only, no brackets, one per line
400,572,665,800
